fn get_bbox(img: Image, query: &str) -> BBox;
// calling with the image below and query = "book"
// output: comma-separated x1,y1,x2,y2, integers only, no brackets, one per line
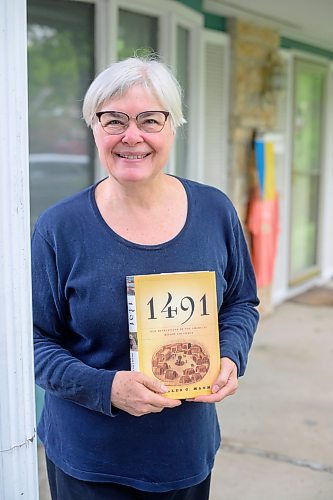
126,271,221,399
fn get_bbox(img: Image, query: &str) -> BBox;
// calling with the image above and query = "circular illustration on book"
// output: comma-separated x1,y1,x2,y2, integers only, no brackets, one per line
152,342,210,385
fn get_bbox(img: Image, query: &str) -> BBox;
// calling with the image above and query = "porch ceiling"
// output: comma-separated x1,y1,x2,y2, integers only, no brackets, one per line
205,0,333,51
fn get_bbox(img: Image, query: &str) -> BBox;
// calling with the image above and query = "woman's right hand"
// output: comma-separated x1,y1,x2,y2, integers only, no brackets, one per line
111,371,181,416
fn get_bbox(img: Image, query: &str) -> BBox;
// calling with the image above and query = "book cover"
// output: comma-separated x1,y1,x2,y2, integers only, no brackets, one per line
126,271,220,399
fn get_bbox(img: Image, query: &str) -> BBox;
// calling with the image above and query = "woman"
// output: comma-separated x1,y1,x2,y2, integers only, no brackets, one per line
32,56,259,499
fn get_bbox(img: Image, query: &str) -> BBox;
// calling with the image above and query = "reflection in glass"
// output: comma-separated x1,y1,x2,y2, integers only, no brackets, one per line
118,9,158,61
28,0,95,225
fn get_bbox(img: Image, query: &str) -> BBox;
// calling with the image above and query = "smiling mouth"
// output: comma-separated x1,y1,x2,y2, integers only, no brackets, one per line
116,153,151,160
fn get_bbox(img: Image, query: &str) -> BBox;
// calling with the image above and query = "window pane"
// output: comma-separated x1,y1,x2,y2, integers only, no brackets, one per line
290,174,320,277
28,0,95,225
293,61,326,174
289,60,326,281
118,9,158,60
175,26,190,177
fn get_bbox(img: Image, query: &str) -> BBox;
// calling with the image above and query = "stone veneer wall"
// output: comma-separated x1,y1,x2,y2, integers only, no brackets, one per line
227,19,281,314
227,19,280,219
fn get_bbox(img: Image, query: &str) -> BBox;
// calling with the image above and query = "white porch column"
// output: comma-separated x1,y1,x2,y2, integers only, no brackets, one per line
0,0,39,498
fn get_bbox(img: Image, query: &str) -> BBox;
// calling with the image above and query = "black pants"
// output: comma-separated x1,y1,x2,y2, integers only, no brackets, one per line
46,456,211,500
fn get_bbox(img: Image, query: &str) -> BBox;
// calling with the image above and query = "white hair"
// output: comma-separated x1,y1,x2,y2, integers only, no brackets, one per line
82,57,186,131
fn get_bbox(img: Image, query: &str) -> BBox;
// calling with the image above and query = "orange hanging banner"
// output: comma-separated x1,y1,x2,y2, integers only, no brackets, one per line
247,192,279,288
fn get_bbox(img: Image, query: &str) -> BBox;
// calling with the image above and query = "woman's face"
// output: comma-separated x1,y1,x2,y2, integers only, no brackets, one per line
93,85,175,186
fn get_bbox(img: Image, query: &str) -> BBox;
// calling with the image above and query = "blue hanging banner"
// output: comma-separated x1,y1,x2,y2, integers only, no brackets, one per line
254,139,265,198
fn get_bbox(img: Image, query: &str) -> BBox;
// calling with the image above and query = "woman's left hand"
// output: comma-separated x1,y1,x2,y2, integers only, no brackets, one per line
187,357,238,403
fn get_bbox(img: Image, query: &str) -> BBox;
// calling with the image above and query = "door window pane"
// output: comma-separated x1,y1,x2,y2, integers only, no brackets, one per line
28,0,95,225
289,60,326,281
118,9,158,60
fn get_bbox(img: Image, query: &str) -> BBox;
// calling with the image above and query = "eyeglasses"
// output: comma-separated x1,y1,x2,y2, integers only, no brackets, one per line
96,110,170,135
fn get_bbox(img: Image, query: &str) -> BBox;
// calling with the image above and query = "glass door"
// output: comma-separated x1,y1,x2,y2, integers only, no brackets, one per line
289,59,327,284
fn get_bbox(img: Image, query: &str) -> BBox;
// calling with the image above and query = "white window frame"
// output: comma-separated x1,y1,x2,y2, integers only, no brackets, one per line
271,49,293,304
321,61,333,282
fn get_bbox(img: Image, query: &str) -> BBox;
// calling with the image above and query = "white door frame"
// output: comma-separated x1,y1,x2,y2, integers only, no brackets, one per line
272,50,333,303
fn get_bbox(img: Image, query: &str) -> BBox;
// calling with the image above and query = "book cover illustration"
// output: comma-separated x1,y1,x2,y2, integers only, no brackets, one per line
126,271,220,399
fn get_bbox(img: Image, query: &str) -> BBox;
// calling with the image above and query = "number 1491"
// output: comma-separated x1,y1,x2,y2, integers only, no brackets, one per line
147,292,209,325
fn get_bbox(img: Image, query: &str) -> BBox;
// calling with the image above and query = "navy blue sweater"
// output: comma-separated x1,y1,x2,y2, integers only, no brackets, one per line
32,177,259,492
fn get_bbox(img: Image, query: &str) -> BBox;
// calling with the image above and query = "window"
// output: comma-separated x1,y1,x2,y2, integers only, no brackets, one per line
28,0,95,225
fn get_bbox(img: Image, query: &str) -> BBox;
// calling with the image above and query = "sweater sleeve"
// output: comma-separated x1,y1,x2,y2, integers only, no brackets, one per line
32,227,116,416
218,218,259,376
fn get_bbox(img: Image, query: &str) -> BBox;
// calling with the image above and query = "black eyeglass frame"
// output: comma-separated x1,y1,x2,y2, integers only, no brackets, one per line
95,110,170,135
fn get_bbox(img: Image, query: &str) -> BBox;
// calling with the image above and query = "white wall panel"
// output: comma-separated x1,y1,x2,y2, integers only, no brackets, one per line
202,31,230,192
